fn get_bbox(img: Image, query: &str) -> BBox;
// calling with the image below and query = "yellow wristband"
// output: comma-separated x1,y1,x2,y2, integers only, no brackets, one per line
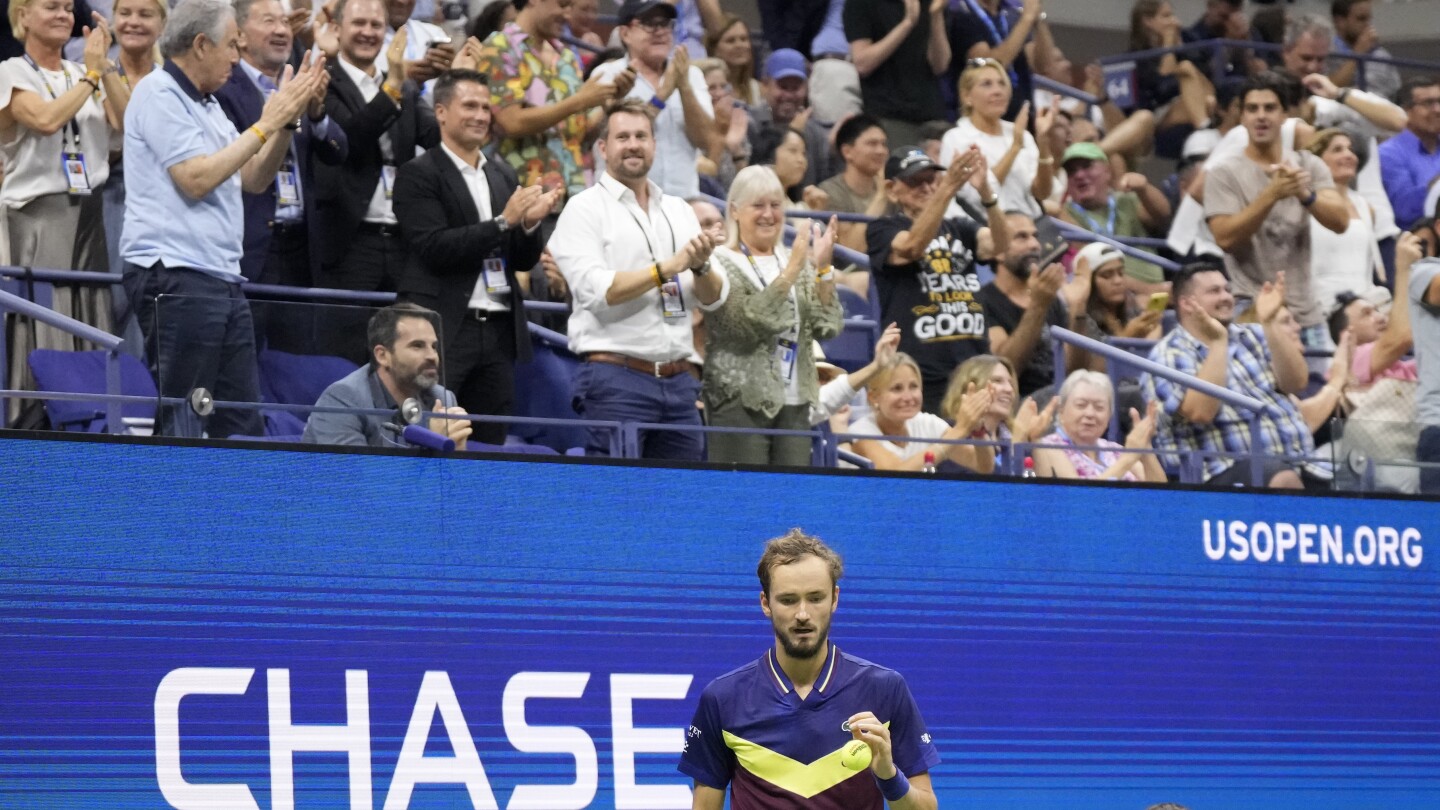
248,125,268,146
382,81,403,101
85,69,102,84
652,263,665,289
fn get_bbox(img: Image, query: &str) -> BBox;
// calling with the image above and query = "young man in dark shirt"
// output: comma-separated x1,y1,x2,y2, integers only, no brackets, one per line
866,146,1010,414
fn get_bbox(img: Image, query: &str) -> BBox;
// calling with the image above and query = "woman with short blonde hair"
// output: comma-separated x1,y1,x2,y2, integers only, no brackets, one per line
702,165,844,466
938,58,1054,218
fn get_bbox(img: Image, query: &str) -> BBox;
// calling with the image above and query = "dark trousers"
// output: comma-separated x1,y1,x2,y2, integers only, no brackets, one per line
447,311,517,446
315,226,406,363
572,360,703,460
123,261,263,438
705,398,812,467
1418,425,1440,495
252,223,315,354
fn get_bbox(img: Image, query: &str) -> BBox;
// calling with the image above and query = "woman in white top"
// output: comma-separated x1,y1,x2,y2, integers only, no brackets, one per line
702,165,843,467
939,58,1055,219
938,353,1057,474
0,0,128,332
1305,128,1381,330
850,352,972,471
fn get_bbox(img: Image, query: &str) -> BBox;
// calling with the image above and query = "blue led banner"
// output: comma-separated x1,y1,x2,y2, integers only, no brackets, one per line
1,436,1437,808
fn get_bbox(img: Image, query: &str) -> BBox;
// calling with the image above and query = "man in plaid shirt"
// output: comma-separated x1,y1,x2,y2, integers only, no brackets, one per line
1142,261,1313,488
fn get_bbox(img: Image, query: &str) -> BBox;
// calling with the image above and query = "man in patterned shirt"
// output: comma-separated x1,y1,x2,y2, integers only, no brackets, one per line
1142,260,1313,489
477,0,635,199
679,529,940,809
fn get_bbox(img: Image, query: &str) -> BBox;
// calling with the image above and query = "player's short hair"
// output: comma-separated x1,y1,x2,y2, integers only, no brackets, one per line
757,529,844,596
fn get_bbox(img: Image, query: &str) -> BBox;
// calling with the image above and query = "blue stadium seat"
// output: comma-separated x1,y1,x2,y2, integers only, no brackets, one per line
27,349,156,434
512,340,587,453
257,349,360,438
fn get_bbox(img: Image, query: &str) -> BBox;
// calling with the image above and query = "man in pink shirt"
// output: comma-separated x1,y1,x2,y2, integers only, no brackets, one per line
1327,233,1423,386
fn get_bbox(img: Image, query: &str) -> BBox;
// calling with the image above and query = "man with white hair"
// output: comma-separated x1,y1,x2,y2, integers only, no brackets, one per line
121,0,324,437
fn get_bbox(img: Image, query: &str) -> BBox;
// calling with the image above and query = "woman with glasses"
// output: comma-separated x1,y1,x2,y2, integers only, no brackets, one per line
939,57,1054,219
702,165,843,466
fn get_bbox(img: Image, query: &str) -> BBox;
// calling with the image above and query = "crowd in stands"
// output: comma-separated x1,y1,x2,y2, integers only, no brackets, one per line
2,0,1440,493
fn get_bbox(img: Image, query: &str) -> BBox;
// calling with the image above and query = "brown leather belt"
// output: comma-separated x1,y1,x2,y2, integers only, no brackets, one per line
585,352,698,378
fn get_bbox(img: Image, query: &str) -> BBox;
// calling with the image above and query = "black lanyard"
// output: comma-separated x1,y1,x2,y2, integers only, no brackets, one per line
622,199,677,264
23,55,82,150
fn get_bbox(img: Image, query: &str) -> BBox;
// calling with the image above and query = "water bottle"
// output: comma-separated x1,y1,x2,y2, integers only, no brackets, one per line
922,451,936,474
1022,457,1036,478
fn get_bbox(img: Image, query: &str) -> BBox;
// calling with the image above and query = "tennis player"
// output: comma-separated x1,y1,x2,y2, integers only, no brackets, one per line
678,529,940,808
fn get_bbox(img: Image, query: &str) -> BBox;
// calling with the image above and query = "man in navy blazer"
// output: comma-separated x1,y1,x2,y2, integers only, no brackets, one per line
394,69,559,445
214,0,348,289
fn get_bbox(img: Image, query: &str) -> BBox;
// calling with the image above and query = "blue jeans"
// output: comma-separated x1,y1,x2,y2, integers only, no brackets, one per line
123,262,263,439
572,361,703,460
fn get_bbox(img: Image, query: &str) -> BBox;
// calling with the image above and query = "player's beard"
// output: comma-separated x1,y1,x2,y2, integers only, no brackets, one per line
775,621,829,660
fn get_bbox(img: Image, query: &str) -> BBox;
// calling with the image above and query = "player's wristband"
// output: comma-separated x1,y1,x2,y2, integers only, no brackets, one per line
875,771,910,802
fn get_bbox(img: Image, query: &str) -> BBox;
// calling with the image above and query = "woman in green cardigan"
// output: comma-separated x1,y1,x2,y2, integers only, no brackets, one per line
702,165,845,466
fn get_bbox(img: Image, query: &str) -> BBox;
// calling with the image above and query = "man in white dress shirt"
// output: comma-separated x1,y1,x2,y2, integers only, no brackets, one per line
589,0,714,200
550,98,726,459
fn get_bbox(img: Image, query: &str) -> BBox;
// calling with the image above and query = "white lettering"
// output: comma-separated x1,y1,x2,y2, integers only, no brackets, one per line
1298,524,1319,564
268,669,372,810
384,671,498,810
611,674,693,810
1227,520,1250,561
1250,522,1274,562
155,667,260,810
503,672,598,810
1354,526,1377,566
1275,523,1297,562
1203,520,1226,560
1320,525,1343,564
1402,528,1424,568
1377,527,1401,567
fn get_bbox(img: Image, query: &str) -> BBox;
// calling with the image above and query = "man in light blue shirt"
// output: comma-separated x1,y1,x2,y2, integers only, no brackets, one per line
120,0,322,437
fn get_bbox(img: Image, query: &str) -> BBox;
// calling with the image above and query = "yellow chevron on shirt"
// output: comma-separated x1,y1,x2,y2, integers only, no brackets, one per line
721,723,891,799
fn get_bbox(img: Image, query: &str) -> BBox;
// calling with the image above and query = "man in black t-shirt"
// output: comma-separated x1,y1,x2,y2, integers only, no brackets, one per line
866,146,1011,414
976,212,1084,399
844,0,950,149
947,0,1054,122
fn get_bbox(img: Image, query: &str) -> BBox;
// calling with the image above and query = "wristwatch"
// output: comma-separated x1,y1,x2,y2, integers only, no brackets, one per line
494,215,510,232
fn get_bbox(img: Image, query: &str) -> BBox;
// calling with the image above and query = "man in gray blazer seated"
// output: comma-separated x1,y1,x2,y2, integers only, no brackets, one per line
302,304,473,448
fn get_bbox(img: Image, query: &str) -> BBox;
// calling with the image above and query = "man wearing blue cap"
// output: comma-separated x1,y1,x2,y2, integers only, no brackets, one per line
746,48,835,188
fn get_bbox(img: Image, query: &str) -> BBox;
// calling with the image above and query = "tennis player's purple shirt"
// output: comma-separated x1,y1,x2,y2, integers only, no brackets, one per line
678,643,940,808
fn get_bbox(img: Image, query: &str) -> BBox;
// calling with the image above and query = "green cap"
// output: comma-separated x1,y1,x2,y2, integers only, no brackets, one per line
1061,141,1108,166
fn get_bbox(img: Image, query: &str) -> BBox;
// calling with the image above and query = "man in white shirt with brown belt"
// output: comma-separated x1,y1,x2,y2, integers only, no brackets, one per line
550,98,727,459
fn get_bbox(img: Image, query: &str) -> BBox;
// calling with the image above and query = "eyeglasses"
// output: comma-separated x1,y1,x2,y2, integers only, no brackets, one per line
632,18,677,34
1409,97,1440,109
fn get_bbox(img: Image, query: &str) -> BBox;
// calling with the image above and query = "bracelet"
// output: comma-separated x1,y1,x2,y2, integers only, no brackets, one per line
981,194,999,208
651,263,665,289
815,263,833,278
1037,156,1054,166
1301,189,1317,207
381,82,403,102
85,69,102,84
284,117,301,131
248,125,268,145
648,95,667,110
1337,88,1351,105
79,76,99,91
690,259,710,277
875,771,911,803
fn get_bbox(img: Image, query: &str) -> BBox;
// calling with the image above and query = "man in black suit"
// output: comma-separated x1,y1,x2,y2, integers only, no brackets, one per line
215,0,348,293
315,0,438,299
394,69,559,446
